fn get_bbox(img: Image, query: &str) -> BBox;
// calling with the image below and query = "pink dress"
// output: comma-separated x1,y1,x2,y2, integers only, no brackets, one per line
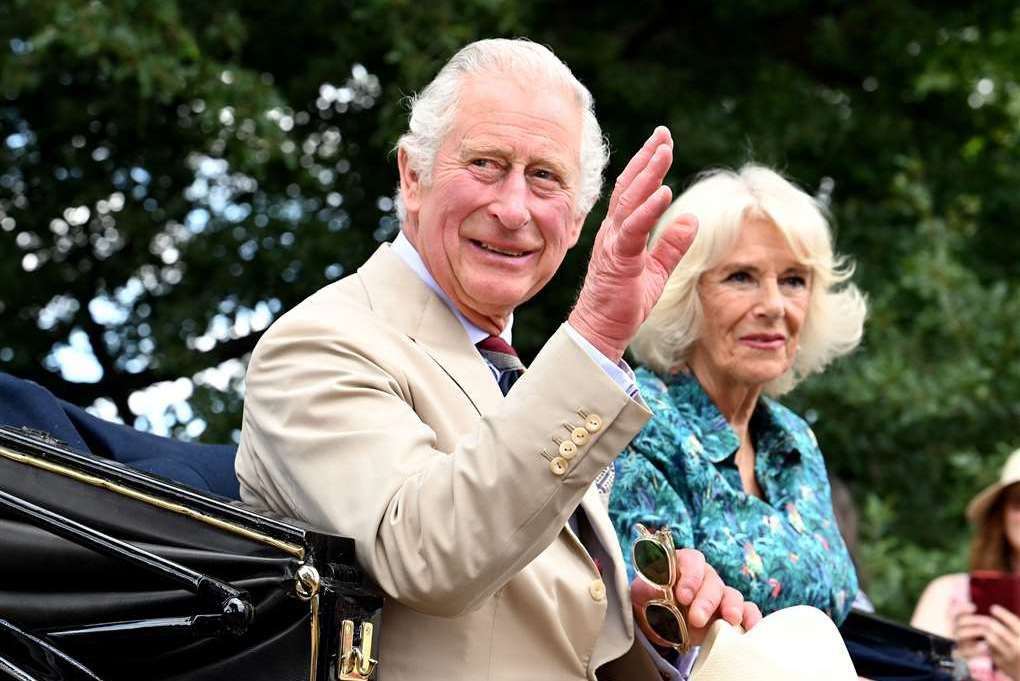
953,576,1013,681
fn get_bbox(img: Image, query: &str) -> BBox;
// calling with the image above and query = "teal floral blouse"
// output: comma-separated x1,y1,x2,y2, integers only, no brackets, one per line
610,368,858,624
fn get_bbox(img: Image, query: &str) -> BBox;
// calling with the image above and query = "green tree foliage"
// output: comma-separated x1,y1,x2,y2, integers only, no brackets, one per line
3,0,1019,620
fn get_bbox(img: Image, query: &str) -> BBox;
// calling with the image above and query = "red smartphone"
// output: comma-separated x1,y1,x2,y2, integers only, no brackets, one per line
970,570,1020,616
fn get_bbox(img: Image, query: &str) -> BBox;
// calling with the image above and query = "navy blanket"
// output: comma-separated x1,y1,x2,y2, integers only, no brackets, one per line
0,372,239,499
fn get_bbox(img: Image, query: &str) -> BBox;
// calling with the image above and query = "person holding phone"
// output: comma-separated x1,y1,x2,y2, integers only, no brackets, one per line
913,449,1020,681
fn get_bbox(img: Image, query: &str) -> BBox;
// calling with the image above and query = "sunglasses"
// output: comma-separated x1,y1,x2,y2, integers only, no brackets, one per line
632,523,690,652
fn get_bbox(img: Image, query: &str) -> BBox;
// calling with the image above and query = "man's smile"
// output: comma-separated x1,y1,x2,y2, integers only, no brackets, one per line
469,239,534,258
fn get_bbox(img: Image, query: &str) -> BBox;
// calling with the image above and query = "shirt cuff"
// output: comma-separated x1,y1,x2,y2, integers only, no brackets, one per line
634,629,700,681
564,323,639,398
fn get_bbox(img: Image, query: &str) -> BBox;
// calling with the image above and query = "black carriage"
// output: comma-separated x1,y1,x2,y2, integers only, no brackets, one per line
0,371,963,681
0,425,382,681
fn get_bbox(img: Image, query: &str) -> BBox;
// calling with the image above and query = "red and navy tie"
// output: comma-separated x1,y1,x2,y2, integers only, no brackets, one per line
476,336,525,396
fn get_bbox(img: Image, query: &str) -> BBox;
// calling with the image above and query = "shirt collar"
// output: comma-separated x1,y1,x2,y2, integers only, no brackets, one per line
665,371,801,464
391,231,513,346
751,398,802,463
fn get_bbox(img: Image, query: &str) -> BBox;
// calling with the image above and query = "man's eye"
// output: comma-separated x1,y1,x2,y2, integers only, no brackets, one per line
471,158,496,168
531,168,559,182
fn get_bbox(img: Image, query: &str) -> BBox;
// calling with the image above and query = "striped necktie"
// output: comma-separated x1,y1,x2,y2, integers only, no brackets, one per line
476,336,525,396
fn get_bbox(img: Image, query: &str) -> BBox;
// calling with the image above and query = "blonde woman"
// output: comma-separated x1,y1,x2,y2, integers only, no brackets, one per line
610,164,868,625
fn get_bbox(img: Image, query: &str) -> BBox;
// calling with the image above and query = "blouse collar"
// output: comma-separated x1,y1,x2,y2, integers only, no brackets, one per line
660,369,802,465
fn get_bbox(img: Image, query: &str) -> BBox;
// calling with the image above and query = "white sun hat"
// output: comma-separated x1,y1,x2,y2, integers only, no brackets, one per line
966,448,1020,524
690,605,857,681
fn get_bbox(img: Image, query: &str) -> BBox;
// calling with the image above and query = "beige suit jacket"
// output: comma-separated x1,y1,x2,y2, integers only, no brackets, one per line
236,245,661,680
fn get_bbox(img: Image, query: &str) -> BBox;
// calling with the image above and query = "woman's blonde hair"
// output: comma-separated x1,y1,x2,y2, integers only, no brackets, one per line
630,164,867,396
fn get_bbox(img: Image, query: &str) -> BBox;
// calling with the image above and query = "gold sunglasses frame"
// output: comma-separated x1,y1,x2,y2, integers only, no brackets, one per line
632,523,691,652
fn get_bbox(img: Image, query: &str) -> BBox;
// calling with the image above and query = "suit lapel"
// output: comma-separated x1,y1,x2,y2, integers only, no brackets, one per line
357,245,504,416
579,484,622,564
563,484,629,580
581,482,635,629
413,293,504,415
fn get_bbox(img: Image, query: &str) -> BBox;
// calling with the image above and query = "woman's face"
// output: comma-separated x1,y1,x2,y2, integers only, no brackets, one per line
688,217,812,393
1002,484,1020,552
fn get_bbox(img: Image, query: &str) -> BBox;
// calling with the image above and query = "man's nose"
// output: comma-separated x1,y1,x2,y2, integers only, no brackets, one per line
489,169,531,230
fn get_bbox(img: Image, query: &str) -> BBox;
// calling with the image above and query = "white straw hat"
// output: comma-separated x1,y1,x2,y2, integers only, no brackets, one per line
690,606,857,681
966,448,1020,524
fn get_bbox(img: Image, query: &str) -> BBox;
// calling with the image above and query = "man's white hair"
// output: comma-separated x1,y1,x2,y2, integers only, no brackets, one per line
394,38,609,222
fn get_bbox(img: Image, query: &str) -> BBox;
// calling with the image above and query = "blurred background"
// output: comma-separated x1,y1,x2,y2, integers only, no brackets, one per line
3,0,1020,621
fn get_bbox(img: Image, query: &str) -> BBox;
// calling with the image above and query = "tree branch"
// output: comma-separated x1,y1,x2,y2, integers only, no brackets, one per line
9,329,266,414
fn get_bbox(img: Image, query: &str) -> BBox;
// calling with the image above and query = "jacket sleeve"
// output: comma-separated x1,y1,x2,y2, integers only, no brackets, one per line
237,322,650,616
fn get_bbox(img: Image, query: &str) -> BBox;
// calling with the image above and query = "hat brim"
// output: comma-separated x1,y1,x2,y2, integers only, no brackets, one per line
968,450,1020,524
690,606,857,681
967,482,1008,524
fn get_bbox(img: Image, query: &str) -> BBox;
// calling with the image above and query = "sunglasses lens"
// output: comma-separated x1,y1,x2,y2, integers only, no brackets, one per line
646,603,685,647
634,538,671,586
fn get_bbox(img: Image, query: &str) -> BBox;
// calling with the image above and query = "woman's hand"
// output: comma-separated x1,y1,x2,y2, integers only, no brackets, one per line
630,547,762,647
951,601,1020,679
985,605,1020,679
953,601,993,661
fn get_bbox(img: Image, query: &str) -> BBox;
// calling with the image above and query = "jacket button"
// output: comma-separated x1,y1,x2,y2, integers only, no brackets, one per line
570,427,590,446
558,440,578,459
589,579,606,602
585,414,603,433
549,457,568,476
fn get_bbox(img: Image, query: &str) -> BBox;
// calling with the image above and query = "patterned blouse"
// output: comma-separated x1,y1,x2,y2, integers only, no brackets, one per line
610,368,858,624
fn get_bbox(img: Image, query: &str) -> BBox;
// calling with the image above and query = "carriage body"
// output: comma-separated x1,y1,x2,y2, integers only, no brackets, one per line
0,426,382,681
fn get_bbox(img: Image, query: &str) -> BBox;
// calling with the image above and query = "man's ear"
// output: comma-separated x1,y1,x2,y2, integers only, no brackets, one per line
566,212,586,248
397,147,423,218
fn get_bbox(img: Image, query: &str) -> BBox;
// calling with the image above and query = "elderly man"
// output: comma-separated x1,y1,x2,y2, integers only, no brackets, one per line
235,39,757,680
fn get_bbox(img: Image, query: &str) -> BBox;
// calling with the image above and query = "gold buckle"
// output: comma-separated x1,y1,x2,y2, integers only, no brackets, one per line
339,619,377,680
